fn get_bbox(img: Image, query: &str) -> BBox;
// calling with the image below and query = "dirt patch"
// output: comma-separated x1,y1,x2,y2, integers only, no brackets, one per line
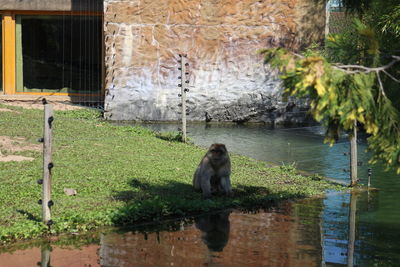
0,136,41,153
0,100,84,111
0,155,34,162
0,136,40,162
0,107,21,113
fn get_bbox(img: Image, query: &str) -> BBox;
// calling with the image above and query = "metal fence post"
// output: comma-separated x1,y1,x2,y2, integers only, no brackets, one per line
178,54,189,143
42,102,54,224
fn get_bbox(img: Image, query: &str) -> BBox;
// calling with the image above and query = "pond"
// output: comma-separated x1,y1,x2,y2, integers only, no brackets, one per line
1,123,399,266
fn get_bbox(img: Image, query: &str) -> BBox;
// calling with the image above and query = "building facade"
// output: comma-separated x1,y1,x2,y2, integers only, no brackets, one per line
0,0,103,103
0,0,326,123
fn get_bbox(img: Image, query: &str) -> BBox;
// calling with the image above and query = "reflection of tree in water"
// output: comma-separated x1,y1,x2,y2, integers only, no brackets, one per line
195,210,231,252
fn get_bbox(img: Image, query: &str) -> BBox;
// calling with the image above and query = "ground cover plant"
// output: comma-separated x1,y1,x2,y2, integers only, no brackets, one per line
0,103,344,245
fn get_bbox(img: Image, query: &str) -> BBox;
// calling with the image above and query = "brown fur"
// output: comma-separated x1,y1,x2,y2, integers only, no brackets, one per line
193,144,232,198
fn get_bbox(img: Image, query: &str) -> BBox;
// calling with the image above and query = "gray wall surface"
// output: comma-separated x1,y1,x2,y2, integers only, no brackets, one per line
103,0,325,124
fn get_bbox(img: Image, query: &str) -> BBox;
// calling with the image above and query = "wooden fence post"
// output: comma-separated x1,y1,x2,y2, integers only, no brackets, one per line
42,103,54,224
178,54,189,143
350,120,358,186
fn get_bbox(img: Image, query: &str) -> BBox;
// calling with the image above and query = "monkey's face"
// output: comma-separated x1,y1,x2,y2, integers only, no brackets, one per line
208,144,228,163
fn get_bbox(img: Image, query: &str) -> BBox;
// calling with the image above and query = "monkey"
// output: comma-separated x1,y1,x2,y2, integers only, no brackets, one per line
193,143,232,199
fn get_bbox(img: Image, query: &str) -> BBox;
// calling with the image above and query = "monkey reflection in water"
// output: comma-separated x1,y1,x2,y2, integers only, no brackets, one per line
195,210,231,252
193,144,232,199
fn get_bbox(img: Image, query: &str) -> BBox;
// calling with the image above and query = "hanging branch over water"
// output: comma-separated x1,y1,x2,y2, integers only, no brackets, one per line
333,56,400,98
281,51,400,99
260,47,400,173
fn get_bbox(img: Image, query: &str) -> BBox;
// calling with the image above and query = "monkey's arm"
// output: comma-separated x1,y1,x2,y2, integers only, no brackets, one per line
217,159,232,195
193,166,202,191
195,158,215,198
200,167,214,199
219,176,232,195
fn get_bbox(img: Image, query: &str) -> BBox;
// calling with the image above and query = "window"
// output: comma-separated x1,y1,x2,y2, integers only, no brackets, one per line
15,15,102,94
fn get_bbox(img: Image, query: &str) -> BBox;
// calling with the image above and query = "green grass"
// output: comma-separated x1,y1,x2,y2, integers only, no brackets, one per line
0,104,344,245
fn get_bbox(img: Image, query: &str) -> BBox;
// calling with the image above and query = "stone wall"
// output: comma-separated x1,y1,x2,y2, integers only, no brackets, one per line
103,0,325,123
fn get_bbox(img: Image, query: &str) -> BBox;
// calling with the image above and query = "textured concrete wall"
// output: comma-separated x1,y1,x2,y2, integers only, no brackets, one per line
0,0,102,11
103,0,325,123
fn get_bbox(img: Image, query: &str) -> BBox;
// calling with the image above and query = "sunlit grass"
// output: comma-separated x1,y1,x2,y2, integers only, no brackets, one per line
0,103,344,244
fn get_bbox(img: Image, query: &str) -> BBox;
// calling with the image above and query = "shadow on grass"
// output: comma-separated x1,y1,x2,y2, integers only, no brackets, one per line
113,178,194,202
16,210,41,222
111,178,308,227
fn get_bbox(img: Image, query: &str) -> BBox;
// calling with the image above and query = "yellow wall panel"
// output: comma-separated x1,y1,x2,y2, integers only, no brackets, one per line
3,14,15,94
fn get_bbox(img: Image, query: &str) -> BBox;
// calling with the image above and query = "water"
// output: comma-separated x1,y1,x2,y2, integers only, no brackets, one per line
147,123,355,180
2,123,400,266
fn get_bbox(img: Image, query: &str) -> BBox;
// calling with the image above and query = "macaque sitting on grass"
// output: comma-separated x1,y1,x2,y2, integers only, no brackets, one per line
193,144,232,199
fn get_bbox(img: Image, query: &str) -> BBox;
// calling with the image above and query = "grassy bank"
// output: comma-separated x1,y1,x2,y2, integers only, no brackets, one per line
0,104,344,245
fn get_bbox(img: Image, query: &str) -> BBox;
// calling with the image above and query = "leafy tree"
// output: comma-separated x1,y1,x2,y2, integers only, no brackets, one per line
261,0,400,173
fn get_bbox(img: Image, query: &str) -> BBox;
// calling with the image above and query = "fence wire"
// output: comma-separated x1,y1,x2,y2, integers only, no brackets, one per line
0,104,362,185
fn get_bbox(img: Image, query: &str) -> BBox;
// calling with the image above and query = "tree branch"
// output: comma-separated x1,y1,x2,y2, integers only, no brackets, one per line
333,56,400,74
376,71,387,98
383,69,400,83
332,56,400,91
287,51,400,86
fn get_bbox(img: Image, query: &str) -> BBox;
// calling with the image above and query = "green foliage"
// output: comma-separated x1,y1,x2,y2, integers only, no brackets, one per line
56,108,103,120
263,47,378,135
335,0,400,54
380,5,400,37
279,162,298,173
339,0,373,12
263,0,400,173
325,22,362,64
325,18,380,66
155,131,188,143
261,16,400,173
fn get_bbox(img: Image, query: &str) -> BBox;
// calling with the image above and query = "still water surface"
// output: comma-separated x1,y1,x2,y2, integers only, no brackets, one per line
1,123,399,266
